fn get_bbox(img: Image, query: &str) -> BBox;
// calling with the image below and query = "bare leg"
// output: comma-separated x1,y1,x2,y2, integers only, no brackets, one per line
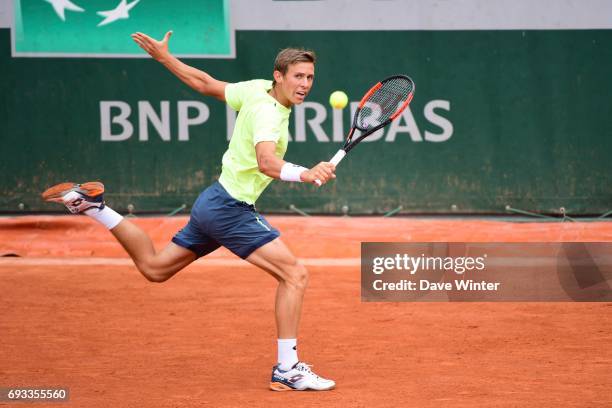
110,220,197,282
246,238,308,338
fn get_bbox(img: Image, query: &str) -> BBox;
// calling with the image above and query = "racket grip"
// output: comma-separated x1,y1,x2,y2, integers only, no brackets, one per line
315,149,346,186
329,149,346,166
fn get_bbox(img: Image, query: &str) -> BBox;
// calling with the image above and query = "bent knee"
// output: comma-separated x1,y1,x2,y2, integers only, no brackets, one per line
137,263,172,283
145,273,169,283
283,262,309,290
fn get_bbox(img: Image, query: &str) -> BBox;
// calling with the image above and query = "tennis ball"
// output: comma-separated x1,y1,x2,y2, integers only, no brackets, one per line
329,91,348,109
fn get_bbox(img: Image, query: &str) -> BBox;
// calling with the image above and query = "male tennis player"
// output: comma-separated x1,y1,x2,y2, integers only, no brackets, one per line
42,31,336,391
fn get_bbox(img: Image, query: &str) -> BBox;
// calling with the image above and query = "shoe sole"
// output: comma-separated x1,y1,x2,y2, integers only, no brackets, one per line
42,182,105,202
270,382,295,391
269,382,335,391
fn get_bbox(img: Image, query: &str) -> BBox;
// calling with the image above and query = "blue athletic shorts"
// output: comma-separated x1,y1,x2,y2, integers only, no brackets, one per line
172,181,280,259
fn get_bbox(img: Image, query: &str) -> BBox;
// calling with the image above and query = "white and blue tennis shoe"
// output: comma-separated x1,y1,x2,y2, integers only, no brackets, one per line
42,182,106,214
270,362,335,391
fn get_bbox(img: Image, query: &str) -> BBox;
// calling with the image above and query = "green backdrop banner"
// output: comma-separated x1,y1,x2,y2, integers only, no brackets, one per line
14,0,231,57
1,29,611,214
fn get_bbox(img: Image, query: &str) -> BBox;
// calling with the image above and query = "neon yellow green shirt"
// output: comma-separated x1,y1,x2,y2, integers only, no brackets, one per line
219,79,291,204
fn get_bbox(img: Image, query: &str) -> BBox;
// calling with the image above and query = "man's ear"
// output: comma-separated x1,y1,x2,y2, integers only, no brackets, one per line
273,70,283,84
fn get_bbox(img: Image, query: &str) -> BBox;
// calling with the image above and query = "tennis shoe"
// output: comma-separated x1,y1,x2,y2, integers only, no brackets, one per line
270,362,335,391
42,182,105,214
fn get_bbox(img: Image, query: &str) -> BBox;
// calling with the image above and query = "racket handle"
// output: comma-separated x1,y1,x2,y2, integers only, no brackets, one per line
329,149,346,166
315,149,346,186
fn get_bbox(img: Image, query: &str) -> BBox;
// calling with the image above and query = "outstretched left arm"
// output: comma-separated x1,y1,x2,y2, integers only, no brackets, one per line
131,31,227,101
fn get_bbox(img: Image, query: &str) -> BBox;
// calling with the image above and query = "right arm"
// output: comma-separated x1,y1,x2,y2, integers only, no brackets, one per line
131,31,227,101
255,142,336,185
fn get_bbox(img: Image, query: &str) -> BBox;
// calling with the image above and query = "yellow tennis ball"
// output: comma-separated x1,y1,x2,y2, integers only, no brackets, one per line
329,91,348,109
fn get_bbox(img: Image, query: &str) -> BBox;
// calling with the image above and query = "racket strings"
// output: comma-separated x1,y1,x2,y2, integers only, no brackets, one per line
357,77,413,130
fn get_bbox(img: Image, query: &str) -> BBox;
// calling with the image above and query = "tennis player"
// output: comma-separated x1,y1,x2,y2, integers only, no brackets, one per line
42,31,336,391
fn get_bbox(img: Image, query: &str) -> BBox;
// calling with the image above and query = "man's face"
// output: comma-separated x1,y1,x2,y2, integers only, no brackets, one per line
275,62,315,106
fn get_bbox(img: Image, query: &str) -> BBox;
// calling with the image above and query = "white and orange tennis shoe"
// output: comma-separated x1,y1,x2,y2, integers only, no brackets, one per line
270,362,335,391
42,182,105,214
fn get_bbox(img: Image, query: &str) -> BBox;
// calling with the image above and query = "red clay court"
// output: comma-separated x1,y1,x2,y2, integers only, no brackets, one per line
1,215,611,407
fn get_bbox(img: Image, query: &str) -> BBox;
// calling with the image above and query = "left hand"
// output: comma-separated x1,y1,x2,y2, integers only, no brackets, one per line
131,31,173,62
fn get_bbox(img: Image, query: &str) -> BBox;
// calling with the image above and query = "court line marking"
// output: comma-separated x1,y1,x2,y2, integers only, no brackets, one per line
0,257,361,267
4,257,609,268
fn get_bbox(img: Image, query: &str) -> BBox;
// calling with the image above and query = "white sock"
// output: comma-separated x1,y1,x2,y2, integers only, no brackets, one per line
278,339,299,371
85,206,123,230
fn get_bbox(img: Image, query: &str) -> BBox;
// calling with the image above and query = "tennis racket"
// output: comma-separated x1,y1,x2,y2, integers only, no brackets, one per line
316,75,415,185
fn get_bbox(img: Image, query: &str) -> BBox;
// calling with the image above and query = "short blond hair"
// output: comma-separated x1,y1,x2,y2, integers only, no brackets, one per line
272,48,316,86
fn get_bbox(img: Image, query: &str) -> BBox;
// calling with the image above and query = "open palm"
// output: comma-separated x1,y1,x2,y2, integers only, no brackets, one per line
131,31,172,61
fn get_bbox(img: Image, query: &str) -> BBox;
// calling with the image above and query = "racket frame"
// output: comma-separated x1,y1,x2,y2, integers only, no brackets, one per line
314,74,414,185
343,74,414,154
